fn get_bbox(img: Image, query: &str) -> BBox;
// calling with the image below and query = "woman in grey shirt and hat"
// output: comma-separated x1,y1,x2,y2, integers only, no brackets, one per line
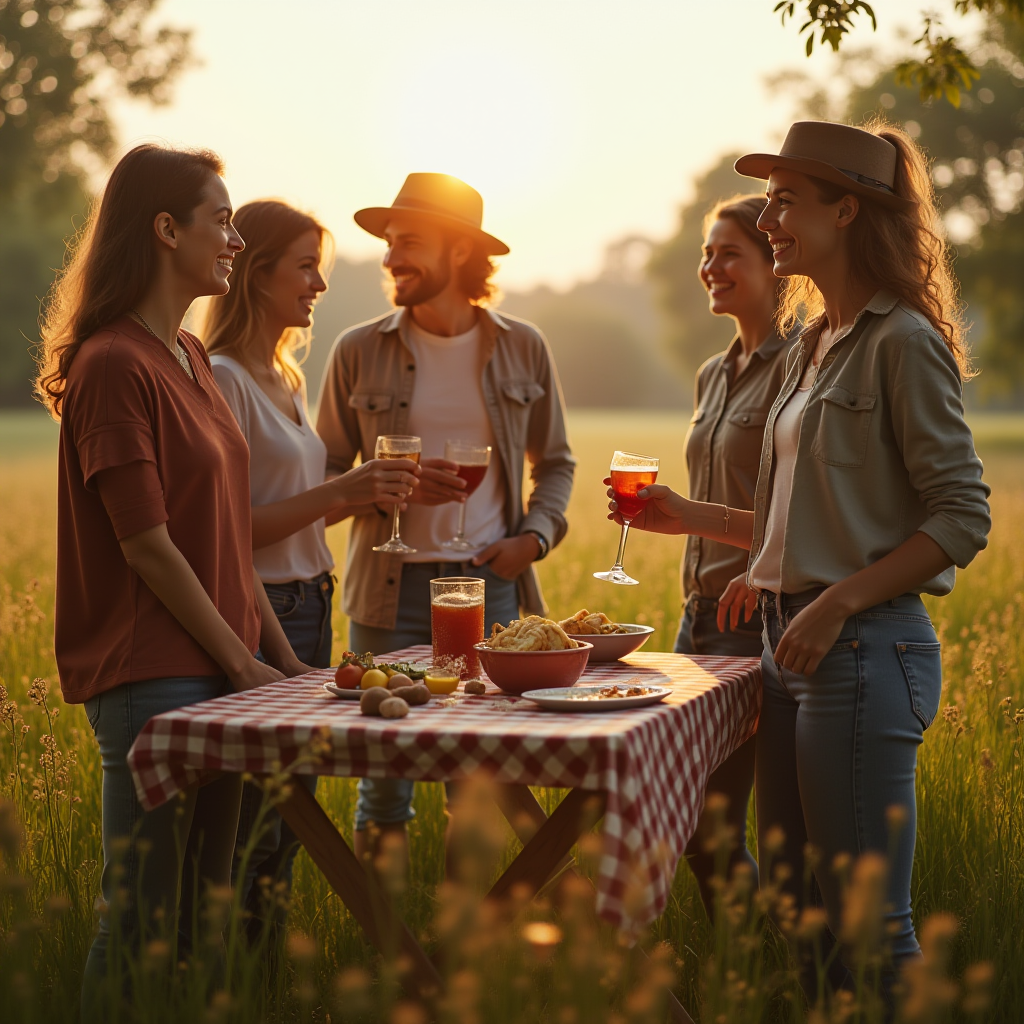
612,119,990,1004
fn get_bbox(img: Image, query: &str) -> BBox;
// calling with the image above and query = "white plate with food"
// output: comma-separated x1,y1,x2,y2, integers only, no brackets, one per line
323,682,364,700
519,682,671,712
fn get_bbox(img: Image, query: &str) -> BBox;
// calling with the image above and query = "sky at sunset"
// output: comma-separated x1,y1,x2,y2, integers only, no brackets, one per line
111,0,975,289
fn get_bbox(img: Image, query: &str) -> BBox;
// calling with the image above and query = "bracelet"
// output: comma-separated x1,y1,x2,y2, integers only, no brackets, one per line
723,505,731,534
522,530,549,560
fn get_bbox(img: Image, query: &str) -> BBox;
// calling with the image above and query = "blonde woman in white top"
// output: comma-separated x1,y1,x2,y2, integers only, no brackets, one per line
201,200,420,941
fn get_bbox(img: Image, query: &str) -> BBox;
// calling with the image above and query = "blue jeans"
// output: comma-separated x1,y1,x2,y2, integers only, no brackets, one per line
233,572,333,930
758,590,940,991
82,676,239,995
349,561,520,831
674,595,762,919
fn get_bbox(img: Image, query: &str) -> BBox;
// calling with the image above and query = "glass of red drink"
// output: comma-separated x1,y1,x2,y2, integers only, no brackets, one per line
440,440,492,553
430,576,486,678
594,450,659,586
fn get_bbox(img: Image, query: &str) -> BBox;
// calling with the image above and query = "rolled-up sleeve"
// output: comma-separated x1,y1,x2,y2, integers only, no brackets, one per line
891,331,991,567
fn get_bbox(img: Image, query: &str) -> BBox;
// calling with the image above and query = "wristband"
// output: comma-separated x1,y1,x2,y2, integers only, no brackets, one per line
522,530,549,560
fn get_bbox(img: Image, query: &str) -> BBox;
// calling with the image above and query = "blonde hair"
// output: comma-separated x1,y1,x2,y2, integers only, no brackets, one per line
776,117,971,378
200,200,334,391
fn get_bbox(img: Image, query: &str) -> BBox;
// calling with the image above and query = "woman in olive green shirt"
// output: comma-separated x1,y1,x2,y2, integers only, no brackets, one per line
614,120,990,1003
677,194,793,918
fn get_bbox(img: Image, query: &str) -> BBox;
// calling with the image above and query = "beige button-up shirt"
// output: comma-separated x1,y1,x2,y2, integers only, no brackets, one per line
682,330,794,600
747,292,991,596
316,307,576,630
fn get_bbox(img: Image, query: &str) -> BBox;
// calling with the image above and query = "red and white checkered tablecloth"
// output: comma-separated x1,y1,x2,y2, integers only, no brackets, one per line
127,647,760,933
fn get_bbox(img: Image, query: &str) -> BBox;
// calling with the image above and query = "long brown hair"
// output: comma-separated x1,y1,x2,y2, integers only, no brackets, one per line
776,118,971,377
199,200,334,393
35,144,224,417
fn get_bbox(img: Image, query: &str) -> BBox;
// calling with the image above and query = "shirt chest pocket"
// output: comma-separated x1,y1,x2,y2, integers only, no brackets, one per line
499,380,545,441
720,408,769,470
348,391,395,439
810,386,877,468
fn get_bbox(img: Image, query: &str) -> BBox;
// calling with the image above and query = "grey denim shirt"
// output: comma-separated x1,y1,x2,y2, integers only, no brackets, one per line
747,291,991,596
316,306,576,630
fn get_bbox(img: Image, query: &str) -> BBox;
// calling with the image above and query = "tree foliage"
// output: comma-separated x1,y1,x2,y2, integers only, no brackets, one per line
775,0,1021,105
0,0,192,406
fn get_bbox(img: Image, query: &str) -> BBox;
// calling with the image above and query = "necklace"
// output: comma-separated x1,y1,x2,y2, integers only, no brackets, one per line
129,308,195,381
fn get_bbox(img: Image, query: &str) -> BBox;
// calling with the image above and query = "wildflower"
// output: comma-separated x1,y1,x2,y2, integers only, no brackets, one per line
762,825,785,855
286,930,317,963
979,748,996,772
886,803,909,833
391,1002,428,1024
27,677,48,707
961,960,995,1015
839,852,888,958
523,920,562,948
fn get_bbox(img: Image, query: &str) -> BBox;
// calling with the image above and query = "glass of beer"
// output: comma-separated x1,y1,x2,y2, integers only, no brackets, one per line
593,450,659,586
441,440,492,552
372,434,421,554
430,576,485,678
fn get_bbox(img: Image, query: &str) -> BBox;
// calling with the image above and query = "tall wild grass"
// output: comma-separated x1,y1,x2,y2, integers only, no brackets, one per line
1,411,1021,1022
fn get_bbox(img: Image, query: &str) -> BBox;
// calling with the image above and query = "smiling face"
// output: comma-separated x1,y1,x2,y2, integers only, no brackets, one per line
382,212,471,307
757,168,859,280
170,174,245,297
698,216,777,322
262,229,327,330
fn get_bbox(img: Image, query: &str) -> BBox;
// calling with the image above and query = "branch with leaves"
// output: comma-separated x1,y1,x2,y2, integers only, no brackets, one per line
773,0,1021,105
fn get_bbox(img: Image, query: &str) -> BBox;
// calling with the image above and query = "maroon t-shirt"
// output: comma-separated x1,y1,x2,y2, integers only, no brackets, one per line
55,316,260,703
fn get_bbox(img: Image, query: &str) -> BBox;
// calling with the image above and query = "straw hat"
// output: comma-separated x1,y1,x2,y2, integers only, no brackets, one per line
735,121,915,211
354,172,510,256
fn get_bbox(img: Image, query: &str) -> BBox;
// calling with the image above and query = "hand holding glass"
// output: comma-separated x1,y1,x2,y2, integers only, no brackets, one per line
441,440,492,552
594,451,659,586
372,435,421,554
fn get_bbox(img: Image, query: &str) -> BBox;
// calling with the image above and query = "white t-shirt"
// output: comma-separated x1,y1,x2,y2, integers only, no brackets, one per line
748,385,812,594
400,318,507,561
211,355,334,584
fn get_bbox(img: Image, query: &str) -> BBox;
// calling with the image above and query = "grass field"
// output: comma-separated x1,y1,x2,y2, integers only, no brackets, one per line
1,407,1023,1022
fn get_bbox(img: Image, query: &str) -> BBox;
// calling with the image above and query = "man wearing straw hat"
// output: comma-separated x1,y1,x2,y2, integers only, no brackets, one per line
317,173,575,868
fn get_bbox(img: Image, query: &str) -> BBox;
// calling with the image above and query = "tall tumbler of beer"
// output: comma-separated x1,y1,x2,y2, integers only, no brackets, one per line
430,577,485,678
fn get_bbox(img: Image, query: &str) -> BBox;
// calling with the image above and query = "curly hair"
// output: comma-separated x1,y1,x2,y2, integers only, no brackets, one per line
382,229,501,307
776,117,971,378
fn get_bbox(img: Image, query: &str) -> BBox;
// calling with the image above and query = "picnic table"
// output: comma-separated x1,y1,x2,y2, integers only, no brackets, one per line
127,648,760,1020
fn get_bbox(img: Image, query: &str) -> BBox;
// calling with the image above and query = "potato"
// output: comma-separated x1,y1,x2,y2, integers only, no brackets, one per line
379,697,410,719
387,672,413,690
392,683,431,706
360,687,390,716
464,679,487,695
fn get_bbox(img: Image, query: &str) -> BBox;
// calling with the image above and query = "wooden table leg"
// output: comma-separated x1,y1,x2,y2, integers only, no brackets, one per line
275,779,442,999
491,784,695,1024
487,787,606,902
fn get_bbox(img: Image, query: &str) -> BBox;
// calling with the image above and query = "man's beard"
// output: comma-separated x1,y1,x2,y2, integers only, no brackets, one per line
392,260,451,307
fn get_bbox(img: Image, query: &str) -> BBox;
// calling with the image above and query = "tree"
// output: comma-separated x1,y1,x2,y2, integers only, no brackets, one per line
774,0,1022,105
646,156,764,377
0,0,192,406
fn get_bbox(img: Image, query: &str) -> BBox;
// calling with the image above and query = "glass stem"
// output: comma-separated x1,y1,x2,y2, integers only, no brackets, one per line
390,506,402,543
611,520,631,571
454,499,468,543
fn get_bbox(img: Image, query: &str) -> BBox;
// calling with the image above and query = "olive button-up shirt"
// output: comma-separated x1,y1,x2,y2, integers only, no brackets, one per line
682,330,795,601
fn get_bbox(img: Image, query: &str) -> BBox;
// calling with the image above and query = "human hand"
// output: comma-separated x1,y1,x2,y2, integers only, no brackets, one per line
471,533,541,579
406,458,466,506
331,458,420,509
230,658,287,692
774,590,848,675
278,658,316,680
605,479,689,535
717,573,760,632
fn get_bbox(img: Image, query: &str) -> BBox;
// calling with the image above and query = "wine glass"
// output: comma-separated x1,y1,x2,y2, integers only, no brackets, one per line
440,440,492,552
372,434,422,554
594,451,659,586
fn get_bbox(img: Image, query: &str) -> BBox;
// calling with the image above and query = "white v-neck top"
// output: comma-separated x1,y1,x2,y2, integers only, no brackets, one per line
211,355,334,583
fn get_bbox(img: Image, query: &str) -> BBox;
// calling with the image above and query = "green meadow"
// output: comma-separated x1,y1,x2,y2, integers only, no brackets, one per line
2,408,1023,1022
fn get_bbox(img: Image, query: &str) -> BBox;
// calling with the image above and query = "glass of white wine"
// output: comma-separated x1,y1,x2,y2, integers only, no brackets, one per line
372,434,422,554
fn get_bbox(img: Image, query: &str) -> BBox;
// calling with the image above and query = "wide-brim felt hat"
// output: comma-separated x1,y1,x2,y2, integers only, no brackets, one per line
735,121,915,212
354,172,510,256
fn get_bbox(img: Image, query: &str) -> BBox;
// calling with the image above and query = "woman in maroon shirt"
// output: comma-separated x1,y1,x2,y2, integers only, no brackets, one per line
35,144,308,1001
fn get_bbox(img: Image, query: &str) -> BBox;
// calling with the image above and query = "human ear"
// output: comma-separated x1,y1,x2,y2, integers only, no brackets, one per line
836,194,860,229
153,212,178,251
449,235,473,269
